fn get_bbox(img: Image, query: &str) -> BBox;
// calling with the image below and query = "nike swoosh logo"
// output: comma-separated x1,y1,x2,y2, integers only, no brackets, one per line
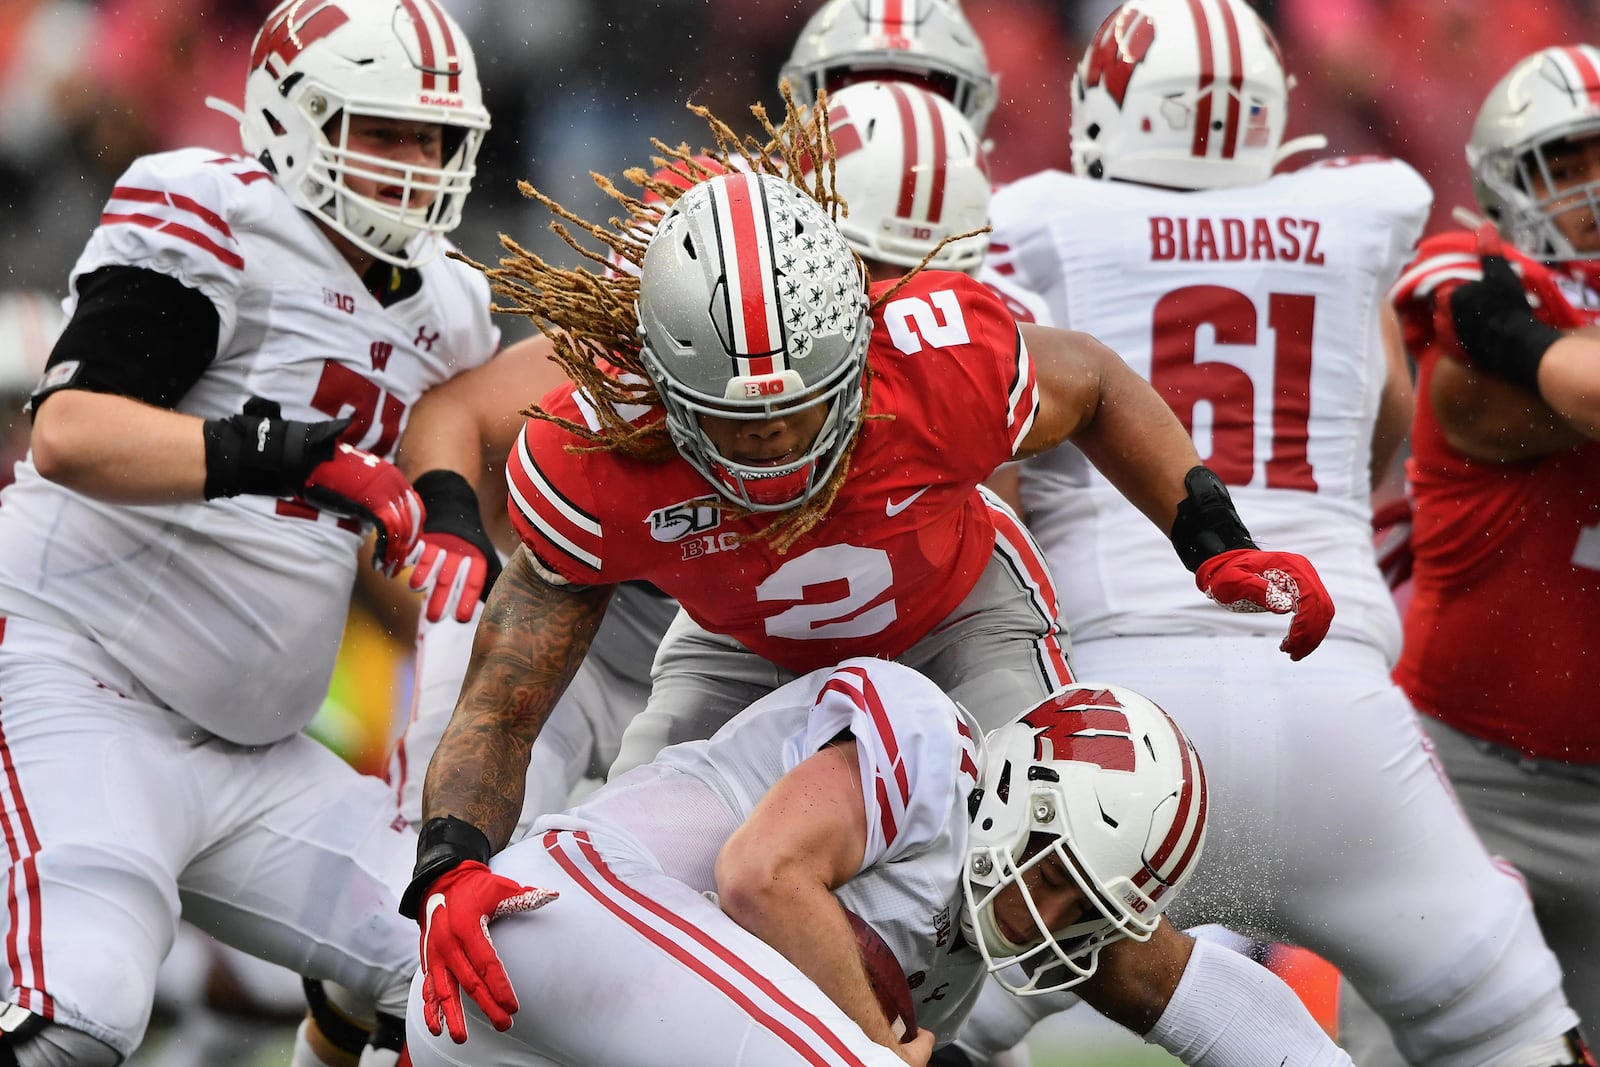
885,486,931,517
421,893,447,970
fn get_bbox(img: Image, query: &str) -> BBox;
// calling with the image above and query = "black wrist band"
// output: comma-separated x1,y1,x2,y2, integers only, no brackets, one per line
1169,465,1257,573
412,469,480,523
1471,315,1560,395
398,815,493,919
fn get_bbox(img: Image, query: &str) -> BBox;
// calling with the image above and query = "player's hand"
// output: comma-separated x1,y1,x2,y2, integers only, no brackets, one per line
416,861,557,1043
409,470,503,623
1447,224,1562,391
302,444,426,576
1194,548,1334,661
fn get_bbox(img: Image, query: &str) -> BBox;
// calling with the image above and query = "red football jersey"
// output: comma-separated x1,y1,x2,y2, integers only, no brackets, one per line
1391,232,1600,762
505,271,1038,673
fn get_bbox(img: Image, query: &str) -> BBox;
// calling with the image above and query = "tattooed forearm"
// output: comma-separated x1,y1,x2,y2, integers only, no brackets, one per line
420,545,615,849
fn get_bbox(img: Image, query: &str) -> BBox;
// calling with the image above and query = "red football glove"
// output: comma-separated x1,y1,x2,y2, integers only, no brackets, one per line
417,861,557,1043
1194,548,1335,661
408,470,503,623
302,444,425,577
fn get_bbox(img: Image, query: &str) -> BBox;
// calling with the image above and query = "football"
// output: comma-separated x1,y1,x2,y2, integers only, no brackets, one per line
844,908,918,1043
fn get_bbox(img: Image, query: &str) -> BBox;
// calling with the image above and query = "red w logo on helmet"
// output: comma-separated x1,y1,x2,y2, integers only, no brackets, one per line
251,2,349,77
1082,7,1156,108
1022,689,1136,772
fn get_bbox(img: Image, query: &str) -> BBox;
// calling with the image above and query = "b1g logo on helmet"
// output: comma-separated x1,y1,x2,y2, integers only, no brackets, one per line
1021,688,1135,772
1082,6,1156,108
647,497,722,543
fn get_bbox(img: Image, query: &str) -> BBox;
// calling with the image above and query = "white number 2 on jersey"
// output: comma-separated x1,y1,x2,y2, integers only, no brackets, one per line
884,290,971,355
757,544,897,640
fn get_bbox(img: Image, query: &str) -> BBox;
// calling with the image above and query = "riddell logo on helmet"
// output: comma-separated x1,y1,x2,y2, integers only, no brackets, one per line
419,95,464,107
1082,7,1155,108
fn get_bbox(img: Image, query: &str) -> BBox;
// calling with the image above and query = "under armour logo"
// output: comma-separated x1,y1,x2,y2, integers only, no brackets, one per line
414,325,441,351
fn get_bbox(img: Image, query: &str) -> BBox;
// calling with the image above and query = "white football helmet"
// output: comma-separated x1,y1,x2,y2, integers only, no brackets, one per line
636,172,871,512
827,81,990,273
239,0,490,266
1069,0,1293,190
782,0,998,135
1469,46,1600,261
962,683,1208,995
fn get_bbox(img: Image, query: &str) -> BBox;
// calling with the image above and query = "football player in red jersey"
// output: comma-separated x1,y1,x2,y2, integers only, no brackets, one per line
398,92,1335,1042
1390,44,1600,1040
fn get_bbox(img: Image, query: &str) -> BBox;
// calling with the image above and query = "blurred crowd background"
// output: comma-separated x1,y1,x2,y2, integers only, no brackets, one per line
7,0,1600,298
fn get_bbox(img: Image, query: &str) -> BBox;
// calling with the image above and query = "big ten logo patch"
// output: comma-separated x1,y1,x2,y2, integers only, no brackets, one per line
932,905,952,948
323,288,356,314
681,532,740,560
648,497,722,544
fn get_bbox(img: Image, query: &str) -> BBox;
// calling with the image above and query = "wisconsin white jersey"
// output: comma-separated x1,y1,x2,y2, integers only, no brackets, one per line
0,148,498,744
546,657,989,1038
990,160,1428,656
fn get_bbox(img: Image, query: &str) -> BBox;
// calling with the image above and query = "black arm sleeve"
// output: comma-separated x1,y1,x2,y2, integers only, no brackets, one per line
31,265,221,414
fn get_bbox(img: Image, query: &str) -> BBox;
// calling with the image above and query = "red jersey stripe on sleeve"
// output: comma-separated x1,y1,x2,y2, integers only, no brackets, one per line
506,424,603,572
103,185,244,270
98,214,245,270
1005,326,1040,453
819,666,911,850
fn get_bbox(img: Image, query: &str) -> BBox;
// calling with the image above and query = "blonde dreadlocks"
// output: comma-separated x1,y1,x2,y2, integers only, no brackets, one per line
465,84,962,552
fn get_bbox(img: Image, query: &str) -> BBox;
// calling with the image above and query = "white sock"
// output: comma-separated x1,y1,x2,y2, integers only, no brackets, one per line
1146,937,1352,1067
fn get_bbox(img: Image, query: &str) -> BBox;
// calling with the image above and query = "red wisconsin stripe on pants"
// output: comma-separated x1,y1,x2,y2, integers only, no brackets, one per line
0,694,52,1018
545,830,880,1067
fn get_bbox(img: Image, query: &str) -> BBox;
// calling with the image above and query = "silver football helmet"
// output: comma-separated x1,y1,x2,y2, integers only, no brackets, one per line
1469,45,1600,261
827,81,991,273
962,683,1208,995
239,0,490,266
1070,0,1294,190
782,0,998,135
636,172,871,512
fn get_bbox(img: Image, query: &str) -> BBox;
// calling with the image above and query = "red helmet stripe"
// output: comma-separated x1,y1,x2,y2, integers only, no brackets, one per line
415,0,462,93
398,0,439,90
888,83,923,221
712,173,781,376
1217,0,1245,159
875,0,908,40
1136,714,1208,896
1185,0,1215,158
1562,46,1600,108
924,88,949,223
